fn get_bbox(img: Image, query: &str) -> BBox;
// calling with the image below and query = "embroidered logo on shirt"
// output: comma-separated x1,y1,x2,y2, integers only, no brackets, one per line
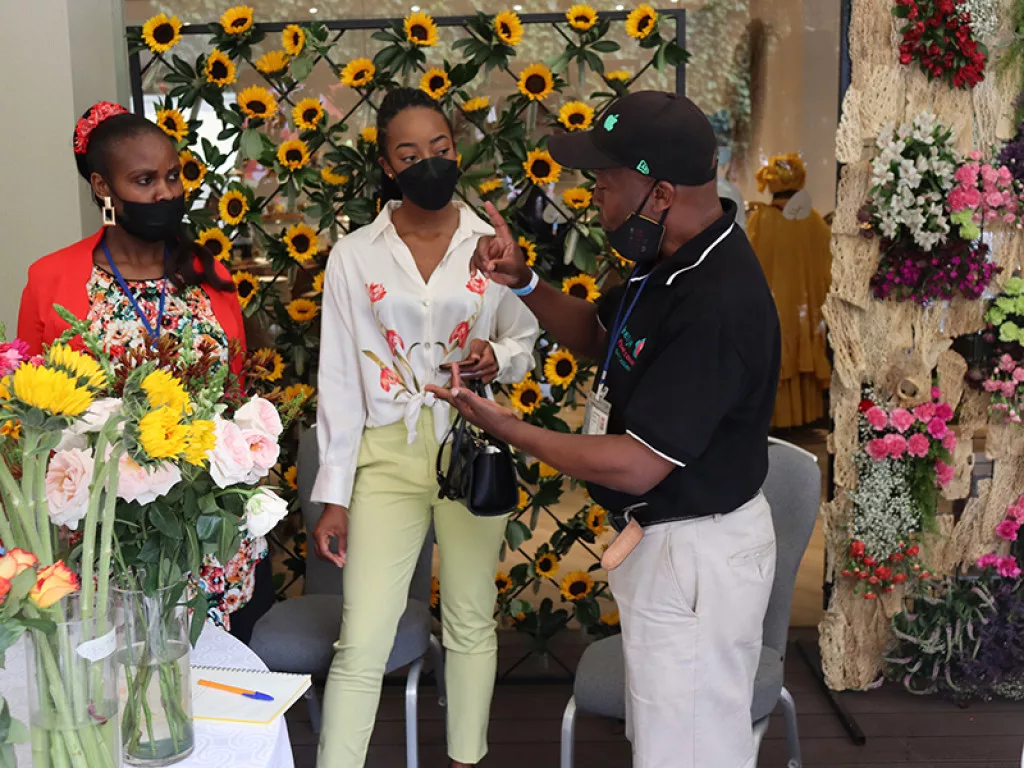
614,326,647,371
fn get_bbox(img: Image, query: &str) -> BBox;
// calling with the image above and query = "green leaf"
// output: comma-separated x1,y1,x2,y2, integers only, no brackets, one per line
654,41,668,72
590,40,620,53
0,625,26,659
240,128,264,160
291,52,315,81
6,716,27,746
505,519,532,551
374,46,402,70
372,30,400,43
574,599,600,626
149,505,182,538
18,617,56,634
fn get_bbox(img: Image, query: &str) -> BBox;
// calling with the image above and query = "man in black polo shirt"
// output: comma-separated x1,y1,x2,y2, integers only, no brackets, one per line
427,91,781,768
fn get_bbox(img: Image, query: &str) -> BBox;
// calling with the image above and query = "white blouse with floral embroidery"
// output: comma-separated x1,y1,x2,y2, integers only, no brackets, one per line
312,201,541,508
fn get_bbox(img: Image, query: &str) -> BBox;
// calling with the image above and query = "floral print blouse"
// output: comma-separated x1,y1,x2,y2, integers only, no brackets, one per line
86,266,265,630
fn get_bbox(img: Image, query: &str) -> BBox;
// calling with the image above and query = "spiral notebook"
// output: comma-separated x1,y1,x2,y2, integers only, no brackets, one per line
191,665,312,725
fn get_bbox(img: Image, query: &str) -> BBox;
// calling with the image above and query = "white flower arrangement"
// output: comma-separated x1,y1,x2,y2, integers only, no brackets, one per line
962,0,999,43
870,113,960,251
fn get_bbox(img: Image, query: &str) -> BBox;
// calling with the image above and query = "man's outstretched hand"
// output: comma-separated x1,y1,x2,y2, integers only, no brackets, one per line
471,202,533,289
426,362,518,438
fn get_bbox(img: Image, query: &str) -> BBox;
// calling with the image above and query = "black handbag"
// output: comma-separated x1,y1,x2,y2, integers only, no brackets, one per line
436,381,519,517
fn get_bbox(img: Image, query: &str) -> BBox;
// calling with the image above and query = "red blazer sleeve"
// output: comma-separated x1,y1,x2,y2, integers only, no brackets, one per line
17,268,46,356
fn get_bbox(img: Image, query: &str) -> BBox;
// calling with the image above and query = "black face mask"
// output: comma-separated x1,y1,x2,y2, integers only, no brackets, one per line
395,157,460,211
605,182,668,266
115,193,187,243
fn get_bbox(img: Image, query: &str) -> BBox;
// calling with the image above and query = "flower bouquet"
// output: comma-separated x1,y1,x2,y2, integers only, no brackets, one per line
839,388,957,598
973,277,1024,424
893,0,988,90
947,153,1021,240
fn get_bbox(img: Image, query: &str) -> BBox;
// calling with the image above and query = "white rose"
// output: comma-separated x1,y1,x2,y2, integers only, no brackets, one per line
207,418,254,489
244,488,289,537
45,449,95,531
55,431,90,453
234,397,283,439
73,398,123,435
117,455,182,505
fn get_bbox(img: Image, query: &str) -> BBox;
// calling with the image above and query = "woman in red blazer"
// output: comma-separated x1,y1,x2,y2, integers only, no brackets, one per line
18,102,271,643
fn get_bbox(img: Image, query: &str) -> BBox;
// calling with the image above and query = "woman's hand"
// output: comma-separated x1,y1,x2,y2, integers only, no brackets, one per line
313,503,349,569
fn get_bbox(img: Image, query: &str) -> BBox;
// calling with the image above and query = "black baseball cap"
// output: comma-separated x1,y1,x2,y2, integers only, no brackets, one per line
548,91,718,187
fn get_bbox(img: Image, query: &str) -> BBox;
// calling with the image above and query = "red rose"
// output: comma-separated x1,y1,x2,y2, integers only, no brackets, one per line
868,576,879,585
841,570,852,577
900,50,913,65
893,573,908,584
865,592,878,600
874,566,893,581
906,545,920,557
850,540,866,557
859,399,875,414
859,571,869,580
863,556,876,567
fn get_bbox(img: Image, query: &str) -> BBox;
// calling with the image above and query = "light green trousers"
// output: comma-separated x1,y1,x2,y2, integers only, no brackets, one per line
316,411,507,767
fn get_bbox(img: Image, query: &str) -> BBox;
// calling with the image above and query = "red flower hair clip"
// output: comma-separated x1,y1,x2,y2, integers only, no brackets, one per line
73,101,130,155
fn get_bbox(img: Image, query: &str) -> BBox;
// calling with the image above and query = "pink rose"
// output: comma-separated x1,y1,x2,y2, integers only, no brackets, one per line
1014,368,1024,383
884,433,907,459
997,518,1021,541
865,438,889,461
997,556,1022,579
118,455,181,505
927,417,948,440
999,166,1013,185
935,459,954,488
1009,502,1024,522
948,188,968,211
914,402,936,422
942,432,957,453
242,429,281,483
1005,213,1018,224
955,163,979,184
45,449,95,531
865,406,888,431
907,433,930,458
981,165,999,185
977,553,1000,569
983,378,1001,392
1000,354,1016,372
890,408,915,433
934,402,954,422
1002,380,1017,398
234,396,283,439
969,151,982,162
963,187,982,208
207,418,255,489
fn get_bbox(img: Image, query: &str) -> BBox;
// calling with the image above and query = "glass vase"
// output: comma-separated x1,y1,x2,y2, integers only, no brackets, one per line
116,585,194,766
26,594,121,768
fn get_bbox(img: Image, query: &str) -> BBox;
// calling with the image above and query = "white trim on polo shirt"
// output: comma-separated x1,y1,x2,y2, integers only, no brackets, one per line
665,222,735,286
627,430,687,468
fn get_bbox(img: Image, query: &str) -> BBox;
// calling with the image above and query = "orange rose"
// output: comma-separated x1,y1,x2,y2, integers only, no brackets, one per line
0,576,9,605
28,561,79,608
0,547,38,580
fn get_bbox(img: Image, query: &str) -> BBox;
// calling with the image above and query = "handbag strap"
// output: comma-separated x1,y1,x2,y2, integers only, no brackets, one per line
435,379,486,496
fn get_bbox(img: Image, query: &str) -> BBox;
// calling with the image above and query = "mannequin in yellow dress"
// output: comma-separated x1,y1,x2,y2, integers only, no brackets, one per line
747,153,832,428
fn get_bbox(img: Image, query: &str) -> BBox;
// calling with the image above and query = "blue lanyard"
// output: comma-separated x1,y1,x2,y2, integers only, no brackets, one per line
101,238,169,345
597,270,651,396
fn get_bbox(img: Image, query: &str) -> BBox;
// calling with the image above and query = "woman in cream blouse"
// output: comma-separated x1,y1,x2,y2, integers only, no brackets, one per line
311,88,540,768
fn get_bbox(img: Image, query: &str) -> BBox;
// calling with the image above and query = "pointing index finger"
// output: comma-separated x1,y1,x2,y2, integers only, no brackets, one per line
484,201,513,245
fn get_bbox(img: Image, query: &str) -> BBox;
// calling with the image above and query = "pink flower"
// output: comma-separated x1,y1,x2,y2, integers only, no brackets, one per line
890,408,916,433
117,455,181,505
997,556,1022,579
963,187,983,208
977,553,1000,569
983,378,1001,392
914,402,936,422
380,367,401,393
997,519,1021,541
0,340,29,377
935,459,954,488
968,150,982,162
865,438,889,461
934,402,954,422
931,387,942,400
1000,354,1016,373
865,406,888,431
927,417,948,440
466,275,489,295
1002,380,1017,398
208,418,255,489
998,165,1013,185
1005,213,1019,224
448,321,470,350
366,283,387,303
981,165,1000,185
942,432,957,453
883,433,907,459
955,162,979,184
242,429,280,483
386,330,405,355
985,209,999,222
948,187,969,211
1013,368,1024,383
1009,501,1024,522
907,433,930,458
45,449,95,531
233,396,283,438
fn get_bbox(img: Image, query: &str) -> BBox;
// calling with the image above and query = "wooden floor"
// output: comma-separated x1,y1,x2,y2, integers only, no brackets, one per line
285,629,1024,768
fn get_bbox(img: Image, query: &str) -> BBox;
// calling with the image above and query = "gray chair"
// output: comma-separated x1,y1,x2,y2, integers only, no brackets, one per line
249,427,445,768
560,437,820,768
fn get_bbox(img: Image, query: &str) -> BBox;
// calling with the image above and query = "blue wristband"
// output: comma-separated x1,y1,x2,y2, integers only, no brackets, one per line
511,270,539,298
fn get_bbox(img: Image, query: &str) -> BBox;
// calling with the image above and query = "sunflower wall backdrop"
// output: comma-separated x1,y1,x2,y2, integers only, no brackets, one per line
129,4,687,651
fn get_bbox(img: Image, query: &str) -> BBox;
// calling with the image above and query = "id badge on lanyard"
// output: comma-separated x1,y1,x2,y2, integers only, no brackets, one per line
583,273,650,436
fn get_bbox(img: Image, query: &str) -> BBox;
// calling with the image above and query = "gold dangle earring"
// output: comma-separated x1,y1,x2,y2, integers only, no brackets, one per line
102,196,116,227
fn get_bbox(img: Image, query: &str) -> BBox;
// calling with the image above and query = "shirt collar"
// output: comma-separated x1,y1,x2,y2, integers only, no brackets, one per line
366,200,492,244
632,198,738,285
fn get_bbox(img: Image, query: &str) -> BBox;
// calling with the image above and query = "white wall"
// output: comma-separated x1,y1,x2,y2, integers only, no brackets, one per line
0,0,125,337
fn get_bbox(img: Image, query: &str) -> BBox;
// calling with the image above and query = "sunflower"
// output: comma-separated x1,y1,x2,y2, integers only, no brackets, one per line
47,345,107,390
197,228,232,263
205,50,237,87
219,189,249,226
321,167,349,186
233,271,260,309
178,150,207,194
517,63,554,101
175,420,215,468
560,571,594,601
339,58,375,88
478,178,503,195
510,376,543,414
287,298,319,323
237,86,277,122
9,365,92,418
518,236,537,267
0,420,20,441
141,13,182,53
255,50,290,76
284,465,298,490
278,138,311,171
138,406,188,460
523,148,561,185
626,4,658,39
599,609,620,626
566,4,598,31
562,274,601,302
283,383,315,404
420,68,451,100
538,462,560,479
284,222,318,263
361,126,378,144
312,271,325,294
292,98,324,131
535,552,560,578
462,96,490,113
544,348,578,387
220,5,254,35
258,348,286,381
558,101,594,132
562,187,592,210
155,108,188,142
518,487,530,510
494,10,524,46
586,505,608,535
404,11,439,46
141,370,191,415
495,570,513,594
605,69,632,82
283,24,306,55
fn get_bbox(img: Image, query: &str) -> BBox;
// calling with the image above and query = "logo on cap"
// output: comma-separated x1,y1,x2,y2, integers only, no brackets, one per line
636,160,650,175
603,114,619,131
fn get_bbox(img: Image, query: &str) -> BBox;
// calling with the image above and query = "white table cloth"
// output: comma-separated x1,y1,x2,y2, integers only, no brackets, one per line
4,624,294,768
